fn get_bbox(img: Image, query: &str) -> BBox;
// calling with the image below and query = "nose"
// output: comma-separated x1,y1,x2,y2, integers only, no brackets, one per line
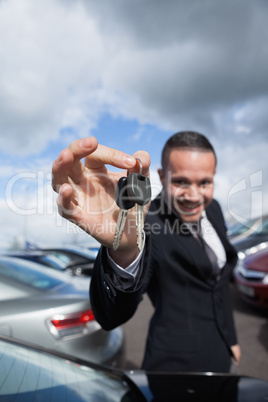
184,184,202,202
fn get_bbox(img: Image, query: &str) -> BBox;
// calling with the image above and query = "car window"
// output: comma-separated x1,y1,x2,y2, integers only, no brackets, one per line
48,251,73,265
0,339,144,401
255,219,268,235
69,248,98,260
228,218,257,237
40,254,68,269
0,259,63,290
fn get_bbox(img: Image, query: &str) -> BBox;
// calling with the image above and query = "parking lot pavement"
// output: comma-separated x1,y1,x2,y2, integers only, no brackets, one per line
121,286,268,381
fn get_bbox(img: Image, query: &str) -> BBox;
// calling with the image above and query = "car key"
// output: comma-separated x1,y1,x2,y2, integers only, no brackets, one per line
127,159,151,250
113,176,135,250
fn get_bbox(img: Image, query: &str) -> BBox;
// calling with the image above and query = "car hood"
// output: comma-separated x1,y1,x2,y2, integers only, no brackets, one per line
244,249,268,273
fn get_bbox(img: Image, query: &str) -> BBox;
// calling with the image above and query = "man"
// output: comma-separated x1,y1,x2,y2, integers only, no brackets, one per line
52,131,241,373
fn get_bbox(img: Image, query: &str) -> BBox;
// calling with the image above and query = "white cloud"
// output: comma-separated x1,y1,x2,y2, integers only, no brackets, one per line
0,0,267,247
1,0,268,157
0,0,105,155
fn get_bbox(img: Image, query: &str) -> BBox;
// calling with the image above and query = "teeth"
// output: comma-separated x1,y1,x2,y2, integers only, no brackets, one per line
183,204,200,209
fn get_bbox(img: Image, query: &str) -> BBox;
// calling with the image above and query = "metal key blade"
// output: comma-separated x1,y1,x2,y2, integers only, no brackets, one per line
136,203,144,251
113,209,128,250
113,177,135,250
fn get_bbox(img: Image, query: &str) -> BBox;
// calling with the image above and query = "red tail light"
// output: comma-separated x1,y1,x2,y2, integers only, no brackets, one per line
51,310,95,330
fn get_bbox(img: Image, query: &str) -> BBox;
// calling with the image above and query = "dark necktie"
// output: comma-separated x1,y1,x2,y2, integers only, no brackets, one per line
197,232,221,283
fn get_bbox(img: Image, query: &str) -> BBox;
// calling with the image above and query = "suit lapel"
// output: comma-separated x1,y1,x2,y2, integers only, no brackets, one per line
206,208,230,259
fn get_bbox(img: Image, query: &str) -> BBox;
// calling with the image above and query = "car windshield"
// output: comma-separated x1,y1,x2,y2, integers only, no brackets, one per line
0,339,143,401
228,218,258,237
70,247,98,259
48,248,98,265
0,259,63,290
255,219,268,235
40,254,69,270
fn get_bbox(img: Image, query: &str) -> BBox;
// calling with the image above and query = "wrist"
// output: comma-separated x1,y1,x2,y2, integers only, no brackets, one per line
108,246,140,268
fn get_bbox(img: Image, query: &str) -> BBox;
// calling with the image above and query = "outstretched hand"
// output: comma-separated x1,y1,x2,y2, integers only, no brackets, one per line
52,137,151,264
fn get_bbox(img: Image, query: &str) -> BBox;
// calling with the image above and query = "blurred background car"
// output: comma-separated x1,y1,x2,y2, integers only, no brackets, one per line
233,248,268,309
228,215,268,261
40,245,100,276
1,335,268,401
232,234,268,261
0,256,124,366
3,250,76,274
227,215,268,242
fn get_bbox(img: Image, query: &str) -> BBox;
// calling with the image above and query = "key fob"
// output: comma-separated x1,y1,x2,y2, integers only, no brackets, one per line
115,177,135,210
127,173,151,206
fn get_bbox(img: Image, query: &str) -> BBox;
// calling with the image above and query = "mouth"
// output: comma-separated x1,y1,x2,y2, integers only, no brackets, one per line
176,201,203,216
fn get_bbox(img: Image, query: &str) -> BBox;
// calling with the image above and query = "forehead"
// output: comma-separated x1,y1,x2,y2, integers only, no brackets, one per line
165,149,216,175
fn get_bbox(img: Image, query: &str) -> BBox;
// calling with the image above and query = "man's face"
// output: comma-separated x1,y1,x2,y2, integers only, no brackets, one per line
158,149,216,223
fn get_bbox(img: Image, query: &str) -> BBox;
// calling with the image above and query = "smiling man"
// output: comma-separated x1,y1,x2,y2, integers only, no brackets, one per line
52,130,241,374
158,133,216,223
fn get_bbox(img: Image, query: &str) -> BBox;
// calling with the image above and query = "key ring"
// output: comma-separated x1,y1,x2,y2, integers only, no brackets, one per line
127,157,143,176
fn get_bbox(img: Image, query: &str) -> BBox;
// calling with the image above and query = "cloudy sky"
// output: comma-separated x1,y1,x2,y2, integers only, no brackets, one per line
0,0,267,249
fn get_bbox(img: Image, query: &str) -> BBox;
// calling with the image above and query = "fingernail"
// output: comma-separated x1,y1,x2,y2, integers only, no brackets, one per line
123,155,135,167
80,138,93,149
57,151,64,163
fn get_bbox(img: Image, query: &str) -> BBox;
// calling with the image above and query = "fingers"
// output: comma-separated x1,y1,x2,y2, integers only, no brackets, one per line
84,143,137,171
55,183,77,225
132,150,151,176
52,136,151,195
52,149,72,192
52,137,99,192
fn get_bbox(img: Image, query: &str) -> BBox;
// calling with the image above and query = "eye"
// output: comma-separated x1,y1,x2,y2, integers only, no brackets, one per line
200,179,213,187
172,179,190,188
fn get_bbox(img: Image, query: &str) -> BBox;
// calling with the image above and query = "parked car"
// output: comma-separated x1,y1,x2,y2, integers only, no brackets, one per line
0,256,124,366
233,248,268,309
41,245,99,276
1,335,268,401
233,237,268,261
229,216,268,260
3,250,75,274
228,215,268,242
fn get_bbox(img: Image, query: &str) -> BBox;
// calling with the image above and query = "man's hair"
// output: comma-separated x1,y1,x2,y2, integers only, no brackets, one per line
161,131,217,170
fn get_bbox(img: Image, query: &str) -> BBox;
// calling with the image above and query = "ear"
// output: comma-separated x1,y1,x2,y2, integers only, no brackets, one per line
158,168,165,186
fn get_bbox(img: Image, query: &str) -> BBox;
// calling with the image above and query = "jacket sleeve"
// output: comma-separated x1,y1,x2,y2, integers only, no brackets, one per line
90,232,151,331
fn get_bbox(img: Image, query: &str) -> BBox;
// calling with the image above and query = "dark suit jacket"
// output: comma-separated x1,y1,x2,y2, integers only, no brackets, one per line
90,195,238,372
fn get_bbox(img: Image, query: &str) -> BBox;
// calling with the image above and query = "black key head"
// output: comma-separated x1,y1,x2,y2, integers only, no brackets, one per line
115,177,135,210
127,173,151,206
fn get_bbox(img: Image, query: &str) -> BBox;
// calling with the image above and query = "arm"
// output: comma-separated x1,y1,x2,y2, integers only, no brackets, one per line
90,232,151,330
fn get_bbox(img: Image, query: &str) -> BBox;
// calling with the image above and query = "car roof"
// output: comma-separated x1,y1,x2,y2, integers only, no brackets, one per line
3,250,49,257
0,256,90,294
42,246,99,259
0,256,65,291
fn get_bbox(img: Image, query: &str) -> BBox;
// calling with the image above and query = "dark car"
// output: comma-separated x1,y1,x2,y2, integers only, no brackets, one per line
41,245,99,276
0,256,124,366
233,248,268,309
3,250,75,274
1,335,268,401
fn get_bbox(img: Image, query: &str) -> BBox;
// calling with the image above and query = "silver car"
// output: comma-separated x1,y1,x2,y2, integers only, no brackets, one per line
0,256,124,366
